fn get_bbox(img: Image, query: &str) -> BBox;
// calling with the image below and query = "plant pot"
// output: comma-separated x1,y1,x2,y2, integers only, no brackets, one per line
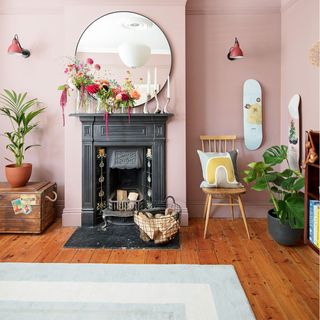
5,163,32,187
267,209,303,246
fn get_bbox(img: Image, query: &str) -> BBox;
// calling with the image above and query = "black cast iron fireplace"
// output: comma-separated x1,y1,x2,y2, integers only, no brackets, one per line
71,113,172,226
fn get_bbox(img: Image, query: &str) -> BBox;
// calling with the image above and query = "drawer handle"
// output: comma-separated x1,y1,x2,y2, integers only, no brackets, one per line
45,191,58,202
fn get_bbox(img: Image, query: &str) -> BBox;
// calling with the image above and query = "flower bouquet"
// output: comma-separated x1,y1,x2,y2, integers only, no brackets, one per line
87,76,140,136
114,73,141,113
58,57,100,125
58,58,141,136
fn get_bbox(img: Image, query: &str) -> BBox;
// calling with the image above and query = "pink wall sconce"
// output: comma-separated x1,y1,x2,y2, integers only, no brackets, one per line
227,37,243,60
7,34,30,58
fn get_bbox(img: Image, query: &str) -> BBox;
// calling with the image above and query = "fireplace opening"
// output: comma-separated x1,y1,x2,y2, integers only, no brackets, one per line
98,146,153,226
108,168,144,212
109,168,142,196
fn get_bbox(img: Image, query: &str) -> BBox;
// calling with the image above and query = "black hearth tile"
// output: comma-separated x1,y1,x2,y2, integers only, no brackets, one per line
64,224,180,249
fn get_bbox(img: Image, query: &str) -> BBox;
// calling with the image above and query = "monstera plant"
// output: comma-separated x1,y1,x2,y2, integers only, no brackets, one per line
243,145,304,245
0,89,45,187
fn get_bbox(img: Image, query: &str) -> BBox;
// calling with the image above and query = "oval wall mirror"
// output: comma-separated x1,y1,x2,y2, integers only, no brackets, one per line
75,11,172,107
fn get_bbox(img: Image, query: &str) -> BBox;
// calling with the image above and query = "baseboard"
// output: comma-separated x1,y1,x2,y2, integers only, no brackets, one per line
62,208,81,226
61,200,267,225
180,206,189,226
187,200,271,218
61,205,189,227
56,200,64,217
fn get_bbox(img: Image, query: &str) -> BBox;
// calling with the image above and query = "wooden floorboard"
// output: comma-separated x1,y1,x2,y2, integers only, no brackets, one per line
0,217,318,320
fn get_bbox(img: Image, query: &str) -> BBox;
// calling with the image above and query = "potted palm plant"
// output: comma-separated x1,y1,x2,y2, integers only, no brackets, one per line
243,145,304,245
0,89,45,187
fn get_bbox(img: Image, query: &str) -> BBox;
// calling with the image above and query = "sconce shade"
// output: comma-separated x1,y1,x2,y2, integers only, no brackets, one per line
227,37,243,60
7,34,30,58
118,43,151,68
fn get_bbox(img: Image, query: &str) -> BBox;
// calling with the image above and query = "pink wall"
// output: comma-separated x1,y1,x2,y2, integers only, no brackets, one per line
186,1,281,217
281,0,319,155
0,8,65,214
0,0,187,225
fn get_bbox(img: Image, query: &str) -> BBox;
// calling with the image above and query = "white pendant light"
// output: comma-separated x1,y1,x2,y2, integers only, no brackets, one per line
118,43,151,68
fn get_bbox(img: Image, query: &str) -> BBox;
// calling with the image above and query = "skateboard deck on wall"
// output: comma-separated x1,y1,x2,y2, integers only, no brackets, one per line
287,94,301,171
243,79,263,150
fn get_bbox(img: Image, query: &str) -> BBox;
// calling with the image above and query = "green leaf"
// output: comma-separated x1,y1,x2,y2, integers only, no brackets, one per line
263,145,288,165
264,173,277,182
251,177,268,191
292,177,305,191
24,108,45,127
277,200,288,223
285,194,304,228
281,177,297,191
273,173,285,187
271,186,281,193
25,144,40,151
281,169,294,178
243,169,257,183
57,84,68,91
248,162,259,168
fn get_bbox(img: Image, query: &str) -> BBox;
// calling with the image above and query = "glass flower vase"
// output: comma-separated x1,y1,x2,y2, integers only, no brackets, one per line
76,90,92,113
96,98,105,113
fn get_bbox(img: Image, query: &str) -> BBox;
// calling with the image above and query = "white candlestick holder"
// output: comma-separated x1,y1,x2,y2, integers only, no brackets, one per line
162,97,170,114
143,94,151,114
153,90,161,114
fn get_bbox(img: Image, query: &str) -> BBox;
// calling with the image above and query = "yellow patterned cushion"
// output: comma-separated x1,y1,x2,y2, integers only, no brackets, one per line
197,150,242,188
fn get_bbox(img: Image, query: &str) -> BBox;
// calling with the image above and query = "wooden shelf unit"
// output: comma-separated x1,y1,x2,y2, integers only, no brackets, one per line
303,130,319,254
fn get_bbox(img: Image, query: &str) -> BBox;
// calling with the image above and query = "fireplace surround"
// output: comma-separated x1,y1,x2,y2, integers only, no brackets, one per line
71,113,172,226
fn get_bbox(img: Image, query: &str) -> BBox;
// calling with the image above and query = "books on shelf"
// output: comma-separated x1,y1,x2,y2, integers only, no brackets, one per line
309,200,320,248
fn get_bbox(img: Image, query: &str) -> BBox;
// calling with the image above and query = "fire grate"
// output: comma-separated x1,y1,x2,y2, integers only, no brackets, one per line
107,190,144,212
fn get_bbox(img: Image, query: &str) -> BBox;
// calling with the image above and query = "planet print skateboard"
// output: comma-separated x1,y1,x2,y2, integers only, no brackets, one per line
243,79,263,150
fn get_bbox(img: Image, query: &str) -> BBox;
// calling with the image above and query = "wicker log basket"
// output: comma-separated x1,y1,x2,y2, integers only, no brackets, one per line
134,196,181,245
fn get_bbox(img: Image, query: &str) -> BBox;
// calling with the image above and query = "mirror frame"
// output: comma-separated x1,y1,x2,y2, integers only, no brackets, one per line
74,11,173,107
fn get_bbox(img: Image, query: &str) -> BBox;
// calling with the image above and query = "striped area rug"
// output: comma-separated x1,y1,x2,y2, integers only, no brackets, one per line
0,263,255,320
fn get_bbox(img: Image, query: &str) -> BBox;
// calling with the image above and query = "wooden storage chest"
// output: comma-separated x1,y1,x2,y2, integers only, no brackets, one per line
0,181,57,233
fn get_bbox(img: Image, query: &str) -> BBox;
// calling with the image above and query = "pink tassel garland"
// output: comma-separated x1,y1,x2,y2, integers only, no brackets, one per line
60,87,68,126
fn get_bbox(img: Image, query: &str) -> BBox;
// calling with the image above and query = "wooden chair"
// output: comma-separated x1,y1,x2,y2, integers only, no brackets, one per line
200,135,250,239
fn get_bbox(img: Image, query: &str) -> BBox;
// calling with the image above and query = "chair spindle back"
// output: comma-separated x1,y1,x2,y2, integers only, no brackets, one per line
200,135,236,152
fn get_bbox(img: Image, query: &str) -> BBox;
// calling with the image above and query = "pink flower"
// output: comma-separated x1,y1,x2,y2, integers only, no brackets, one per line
116,93,122,101
120,92,129,101
64,68,69,74
87,58,94,65
85,84,100,95
94,64,101,71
